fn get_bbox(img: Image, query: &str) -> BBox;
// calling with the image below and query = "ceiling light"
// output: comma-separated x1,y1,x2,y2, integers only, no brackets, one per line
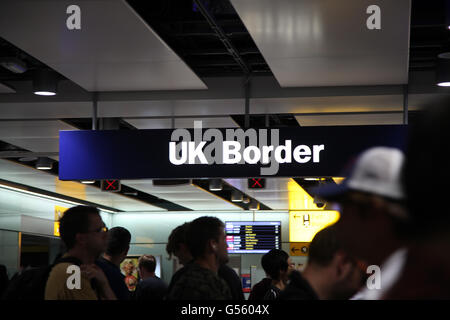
303,177,320,181
0,57,27,74
243,197,250,204
436,57,450,87
0,183,118,214
35,157,53,170
33,69,57,96
209,179,222,191
19,156,38,162
81,180,95,184
249,201,260,210
231,190,243,202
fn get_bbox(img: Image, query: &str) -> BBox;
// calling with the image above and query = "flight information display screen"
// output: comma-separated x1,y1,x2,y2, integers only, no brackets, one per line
225,221,281,253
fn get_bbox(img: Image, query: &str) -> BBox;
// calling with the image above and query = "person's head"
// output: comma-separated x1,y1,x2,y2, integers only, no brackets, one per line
186,216,228,265
261,249,294,283
312,147,408,263
306,225,364,299
166,222,193,265
138,254,157,279
105,227,131,263
59,205,108,257
404,99,450,238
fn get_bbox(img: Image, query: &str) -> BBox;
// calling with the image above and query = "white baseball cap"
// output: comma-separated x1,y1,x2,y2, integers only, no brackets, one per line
312,147,405,201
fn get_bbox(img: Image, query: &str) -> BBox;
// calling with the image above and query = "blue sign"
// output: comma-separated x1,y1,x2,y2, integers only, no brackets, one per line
59,125,407,180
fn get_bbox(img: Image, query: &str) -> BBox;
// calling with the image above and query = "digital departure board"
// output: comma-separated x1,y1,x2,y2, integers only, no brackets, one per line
225,221,281,254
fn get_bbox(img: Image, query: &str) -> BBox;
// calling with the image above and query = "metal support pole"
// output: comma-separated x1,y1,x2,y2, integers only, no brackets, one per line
403,85,409,125
92,92,98,130
244,76,251,128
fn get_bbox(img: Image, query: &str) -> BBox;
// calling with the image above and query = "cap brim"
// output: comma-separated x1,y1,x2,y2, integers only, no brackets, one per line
310,181,350,201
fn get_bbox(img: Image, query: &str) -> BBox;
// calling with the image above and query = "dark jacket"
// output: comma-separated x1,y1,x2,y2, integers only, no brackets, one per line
248,278,272,300
166,263,232,300
134,276,168,300
218,264,245,300
279,271,319,300
96,257,130,300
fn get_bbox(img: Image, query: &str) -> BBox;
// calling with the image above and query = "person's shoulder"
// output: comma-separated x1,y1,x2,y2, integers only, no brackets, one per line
218,264,239,279
48,262,72,279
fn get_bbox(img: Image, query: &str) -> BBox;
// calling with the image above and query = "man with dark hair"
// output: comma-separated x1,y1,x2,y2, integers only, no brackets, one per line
261,249,294,300
310,146,409,299
167,216,232,300
166,222,244,300
280,225,363,300
96,226,131,300
134,255,168,300
166,222,192,265
45,206,116,300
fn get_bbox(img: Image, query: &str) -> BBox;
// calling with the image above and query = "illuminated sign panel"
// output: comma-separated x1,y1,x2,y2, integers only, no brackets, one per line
101,180,121,192
289,210,340,243
248,178,266,189
59,125,406,180
226,221,281,254
54,205,69,237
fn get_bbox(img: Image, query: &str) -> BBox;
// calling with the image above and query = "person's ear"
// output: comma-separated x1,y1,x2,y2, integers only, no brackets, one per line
335,252,354,280
210,239,218,252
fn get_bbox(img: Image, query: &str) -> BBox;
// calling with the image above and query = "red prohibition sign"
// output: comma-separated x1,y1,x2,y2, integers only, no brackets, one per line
105,180,117,190
251,179,262,188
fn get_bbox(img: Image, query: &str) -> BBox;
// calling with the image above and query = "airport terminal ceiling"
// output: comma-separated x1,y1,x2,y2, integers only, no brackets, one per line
0,0,448,213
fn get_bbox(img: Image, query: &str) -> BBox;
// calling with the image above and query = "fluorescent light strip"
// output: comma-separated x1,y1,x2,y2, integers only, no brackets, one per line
0,184,117,214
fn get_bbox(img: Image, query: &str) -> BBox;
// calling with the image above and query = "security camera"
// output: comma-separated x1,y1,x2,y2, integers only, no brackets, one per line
313,196,326,208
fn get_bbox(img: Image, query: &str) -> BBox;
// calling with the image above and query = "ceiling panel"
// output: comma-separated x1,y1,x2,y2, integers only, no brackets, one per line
0,83,15,93
0,120,77,161
250,95,406,114
122,180,241,211
98,99,246,117
0,159,162,211
295,113,404,126
0,102,92,119
126,117,238,129
0,0,206,91
231,0,410,87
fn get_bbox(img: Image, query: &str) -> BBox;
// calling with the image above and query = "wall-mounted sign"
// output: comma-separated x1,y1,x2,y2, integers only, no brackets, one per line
248,178,266,189
54,205,69,237
290,242,310,257
101,179,121,192
59,124,406,180
289,210,340,243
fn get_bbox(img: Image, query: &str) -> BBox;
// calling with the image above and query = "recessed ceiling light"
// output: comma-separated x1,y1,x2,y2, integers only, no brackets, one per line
209,179,222,191
35,157,53,170
231,190,243,202
0,57,27,74
81,180,95,184
34,91,56,96
249,201,260,210
33,69,57,96
18,157,38,162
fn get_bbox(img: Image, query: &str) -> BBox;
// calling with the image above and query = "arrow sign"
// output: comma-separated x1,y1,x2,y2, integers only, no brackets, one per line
290,242,310,256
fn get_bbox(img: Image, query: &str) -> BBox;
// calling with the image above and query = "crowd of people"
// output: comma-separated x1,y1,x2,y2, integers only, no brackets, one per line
1,101,450,300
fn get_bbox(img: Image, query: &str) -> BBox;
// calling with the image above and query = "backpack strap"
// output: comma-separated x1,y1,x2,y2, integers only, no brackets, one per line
53,256,83,267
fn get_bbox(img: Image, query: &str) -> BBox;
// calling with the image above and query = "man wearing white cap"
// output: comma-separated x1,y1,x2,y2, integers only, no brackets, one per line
312,146,409,300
